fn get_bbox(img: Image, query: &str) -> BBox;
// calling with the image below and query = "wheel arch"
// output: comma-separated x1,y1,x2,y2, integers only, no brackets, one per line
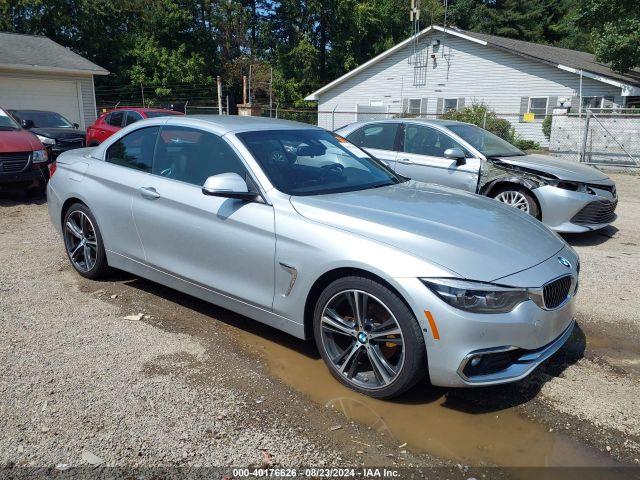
482,180,543,220
60,197,87,228
303,267,412,341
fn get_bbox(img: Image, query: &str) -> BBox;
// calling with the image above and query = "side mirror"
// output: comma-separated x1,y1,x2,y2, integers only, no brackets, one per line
73,123,80,129
202,172,258,201
444,148,466,166
21,119,34,129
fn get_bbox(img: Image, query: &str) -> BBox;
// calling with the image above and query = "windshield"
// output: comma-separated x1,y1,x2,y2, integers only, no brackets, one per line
12,111,74,128
447,124,524,157
237,129,403,196
0,109,20,130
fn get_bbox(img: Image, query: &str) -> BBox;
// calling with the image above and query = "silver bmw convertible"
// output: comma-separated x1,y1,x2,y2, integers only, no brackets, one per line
47,116,578,399
336,119,617,233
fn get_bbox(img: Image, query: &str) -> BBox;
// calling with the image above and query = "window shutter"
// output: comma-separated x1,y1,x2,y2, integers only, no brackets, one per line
547,96,558,115
436,98,444,115
420,98,429,115
457,97,465,111
402,98,409,115
519,96,529,122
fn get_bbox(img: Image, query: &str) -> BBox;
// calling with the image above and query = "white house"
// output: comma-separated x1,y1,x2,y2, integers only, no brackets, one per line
0,32,108,129
305,25,640,146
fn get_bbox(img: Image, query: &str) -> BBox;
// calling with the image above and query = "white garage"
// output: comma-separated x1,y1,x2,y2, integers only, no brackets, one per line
0,32,108,129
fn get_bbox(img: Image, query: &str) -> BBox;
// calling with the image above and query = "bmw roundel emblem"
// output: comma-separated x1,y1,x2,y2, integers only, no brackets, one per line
558,256,571,268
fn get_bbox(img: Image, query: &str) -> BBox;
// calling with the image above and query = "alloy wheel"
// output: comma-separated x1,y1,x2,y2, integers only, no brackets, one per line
64,210,98,272
320,290,405,390
495,190,531,213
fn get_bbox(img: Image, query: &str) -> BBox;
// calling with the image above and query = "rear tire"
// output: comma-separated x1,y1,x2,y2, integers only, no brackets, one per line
63,203,109,279
313,276,426,399
492,185,540,219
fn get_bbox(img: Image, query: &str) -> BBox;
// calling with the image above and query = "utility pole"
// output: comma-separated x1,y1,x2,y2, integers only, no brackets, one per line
242,75,248,104
269,67,273,118
140,83,145,107
248,65,252,104
216,76,223,115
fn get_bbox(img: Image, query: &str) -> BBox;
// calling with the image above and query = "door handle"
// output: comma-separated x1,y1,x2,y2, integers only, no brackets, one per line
139,186,160,200
397,158,414,165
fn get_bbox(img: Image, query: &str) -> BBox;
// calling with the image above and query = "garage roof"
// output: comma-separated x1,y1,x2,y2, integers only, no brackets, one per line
0,32,108,76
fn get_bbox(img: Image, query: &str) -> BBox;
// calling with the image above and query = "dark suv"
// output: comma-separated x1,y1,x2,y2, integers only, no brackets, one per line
9,110,85,160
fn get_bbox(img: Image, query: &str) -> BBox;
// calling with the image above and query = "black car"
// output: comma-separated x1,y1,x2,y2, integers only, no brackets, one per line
9,110,86,159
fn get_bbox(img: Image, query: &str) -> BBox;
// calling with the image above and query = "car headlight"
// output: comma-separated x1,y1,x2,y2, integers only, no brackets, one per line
546,179,595,195
421,278,530,314
36,134,56,146
31,149,49,164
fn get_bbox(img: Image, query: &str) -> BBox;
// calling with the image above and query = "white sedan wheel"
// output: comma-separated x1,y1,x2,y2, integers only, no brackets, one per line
494,190,531,214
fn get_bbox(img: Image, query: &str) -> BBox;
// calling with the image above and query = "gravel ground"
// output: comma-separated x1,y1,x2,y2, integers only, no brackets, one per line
534,173,640,450
1,172,639,471
0,197,445,470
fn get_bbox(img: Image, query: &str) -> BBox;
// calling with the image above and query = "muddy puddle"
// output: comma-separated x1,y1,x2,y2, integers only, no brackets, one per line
583,329,640,374
234,326,617,470
100,275,626,473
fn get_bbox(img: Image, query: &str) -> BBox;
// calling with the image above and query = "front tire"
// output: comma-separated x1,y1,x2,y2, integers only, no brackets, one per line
492,185,540,219
63,203,109,279
313,276,426,399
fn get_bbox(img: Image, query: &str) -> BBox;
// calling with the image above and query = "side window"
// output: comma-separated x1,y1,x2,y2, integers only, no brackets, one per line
105,126,159,172
348,123,399,151
153,126,247,187
107,111,124,127
124,111,143,126
404,124,468,157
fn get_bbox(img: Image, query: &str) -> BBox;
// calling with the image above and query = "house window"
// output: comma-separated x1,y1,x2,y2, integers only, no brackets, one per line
369,100,383,107
444,98,458,112
408,98,421,115
582,96,615,110
528,97,548,119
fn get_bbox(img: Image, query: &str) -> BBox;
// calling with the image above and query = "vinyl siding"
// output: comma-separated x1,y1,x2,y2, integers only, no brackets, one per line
316,32,622,146
79,77,98,127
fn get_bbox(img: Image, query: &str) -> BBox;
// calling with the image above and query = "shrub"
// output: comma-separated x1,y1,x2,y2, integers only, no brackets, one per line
514,139,541,151
542,115,552,140
441,102,515,143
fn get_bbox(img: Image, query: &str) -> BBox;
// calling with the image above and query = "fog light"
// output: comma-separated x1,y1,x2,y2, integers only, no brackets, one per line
470,356,482,367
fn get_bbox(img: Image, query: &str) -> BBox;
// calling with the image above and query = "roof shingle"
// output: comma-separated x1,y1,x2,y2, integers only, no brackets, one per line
0,32,108,75
452,27,640,88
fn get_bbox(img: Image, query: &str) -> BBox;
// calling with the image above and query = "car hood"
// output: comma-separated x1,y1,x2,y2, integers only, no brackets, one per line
290,181,565,282
30,127,86,140
0,129,43,152
495,154,610,182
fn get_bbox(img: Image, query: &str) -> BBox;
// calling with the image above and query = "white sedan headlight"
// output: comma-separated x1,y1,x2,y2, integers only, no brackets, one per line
421,278,529,314
31,149,49,164
36,134,56,146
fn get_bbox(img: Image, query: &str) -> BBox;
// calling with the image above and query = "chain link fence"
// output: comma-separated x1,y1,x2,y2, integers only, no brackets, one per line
94,91,640,170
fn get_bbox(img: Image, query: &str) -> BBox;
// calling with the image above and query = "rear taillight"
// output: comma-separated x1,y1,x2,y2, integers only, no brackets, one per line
48,161,57,177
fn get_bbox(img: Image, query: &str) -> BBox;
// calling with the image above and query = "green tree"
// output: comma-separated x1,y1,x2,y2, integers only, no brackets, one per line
580,0,640,72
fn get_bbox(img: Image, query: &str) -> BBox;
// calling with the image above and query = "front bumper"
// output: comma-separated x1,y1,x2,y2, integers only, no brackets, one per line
393,246,579,388
0,162,50,189
534,182,617,233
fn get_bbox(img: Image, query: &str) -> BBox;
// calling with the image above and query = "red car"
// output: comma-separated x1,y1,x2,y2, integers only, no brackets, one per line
0,106,50,194
85,107,183,146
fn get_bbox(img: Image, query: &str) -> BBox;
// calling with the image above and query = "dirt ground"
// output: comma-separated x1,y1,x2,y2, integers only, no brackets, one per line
1,172,639,475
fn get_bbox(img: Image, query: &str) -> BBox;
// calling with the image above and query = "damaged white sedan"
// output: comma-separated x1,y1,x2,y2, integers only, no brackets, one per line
336,119,617,233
